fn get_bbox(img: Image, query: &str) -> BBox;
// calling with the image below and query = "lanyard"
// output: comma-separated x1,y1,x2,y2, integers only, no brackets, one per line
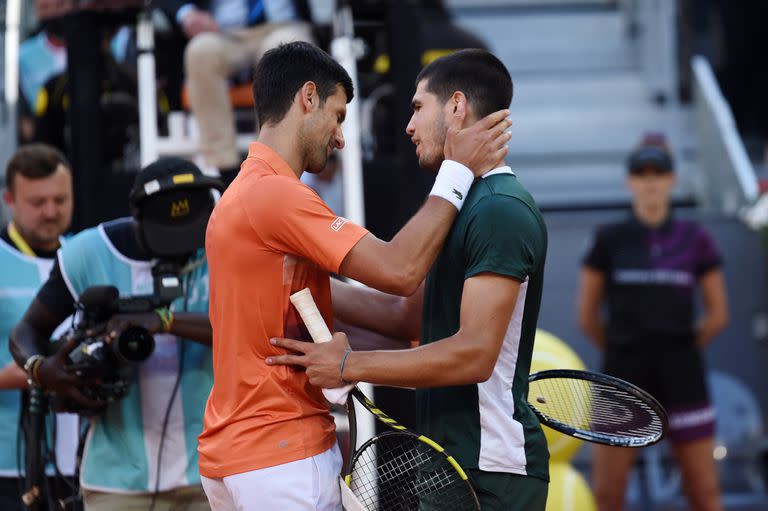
8,222,37,257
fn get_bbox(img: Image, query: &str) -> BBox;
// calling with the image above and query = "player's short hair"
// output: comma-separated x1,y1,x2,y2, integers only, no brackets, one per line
5,143,71,193
416,49,513,119
252,41,355,128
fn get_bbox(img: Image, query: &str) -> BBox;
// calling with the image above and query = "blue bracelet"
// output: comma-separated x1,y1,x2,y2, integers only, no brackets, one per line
339,349,352,385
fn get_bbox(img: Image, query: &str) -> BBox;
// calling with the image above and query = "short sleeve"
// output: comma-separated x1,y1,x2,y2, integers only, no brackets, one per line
582,227,611,273
244,176,368,273
693,225,723,276
464,196,546,281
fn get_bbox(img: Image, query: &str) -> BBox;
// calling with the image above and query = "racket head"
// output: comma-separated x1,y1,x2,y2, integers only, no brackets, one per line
527,369,669,447
346,430,480,511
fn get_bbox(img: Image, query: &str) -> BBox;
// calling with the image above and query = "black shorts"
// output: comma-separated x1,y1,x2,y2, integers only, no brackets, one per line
603,343,715,443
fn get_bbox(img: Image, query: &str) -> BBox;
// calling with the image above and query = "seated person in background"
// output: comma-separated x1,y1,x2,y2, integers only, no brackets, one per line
157,0,315,185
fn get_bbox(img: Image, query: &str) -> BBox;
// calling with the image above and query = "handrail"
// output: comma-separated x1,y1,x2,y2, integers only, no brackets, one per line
691,55,758,213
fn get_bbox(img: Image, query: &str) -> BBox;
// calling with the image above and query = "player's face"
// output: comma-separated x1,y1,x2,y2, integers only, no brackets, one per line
406,80,450,171
627,166,676,209
303,84,347,174
3,164,73,251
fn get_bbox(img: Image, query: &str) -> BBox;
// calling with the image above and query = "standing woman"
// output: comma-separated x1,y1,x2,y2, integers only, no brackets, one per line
577,133,728,511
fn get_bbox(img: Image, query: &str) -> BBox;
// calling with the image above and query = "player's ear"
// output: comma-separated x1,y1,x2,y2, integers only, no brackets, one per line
448,91,469,129
300,81,318,112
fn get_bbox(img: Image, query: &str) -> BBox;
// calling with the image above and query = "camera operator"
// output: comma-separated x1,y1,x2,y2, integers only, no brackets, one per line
1,143,78,510
10,157,221,511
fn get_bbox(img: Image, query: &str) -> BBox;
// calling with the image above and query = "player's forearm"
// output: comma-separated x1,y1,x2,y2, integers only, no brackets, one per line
10,321,50,367
331,279,421,340
0,362,28,389
169,313,213,346
344,332,491,387
379,196,458,295
579,316,606,349
695,312,727,348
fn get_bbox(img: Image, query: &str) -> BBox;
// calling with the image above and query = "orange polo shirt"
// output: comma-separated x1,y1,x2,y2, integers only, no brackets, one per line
198,142,368,478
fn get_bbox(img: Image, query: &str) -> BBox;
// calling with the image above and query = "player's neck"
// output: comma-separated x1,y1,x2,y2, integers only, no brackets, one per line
256,126,304,179
633,203,669,227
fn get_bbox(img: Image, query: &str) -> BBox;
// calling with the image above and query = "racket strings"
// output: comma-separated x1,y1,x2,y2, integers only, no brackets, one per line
529,377,664,443
349,433,477,510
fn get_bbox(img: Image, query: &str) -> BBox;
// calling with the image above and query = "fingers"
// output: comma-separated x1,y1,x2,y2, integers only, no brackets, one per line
480,109,511,130
270,337,309,352
66,388,105,411
59,337,79,357
265,354,308,367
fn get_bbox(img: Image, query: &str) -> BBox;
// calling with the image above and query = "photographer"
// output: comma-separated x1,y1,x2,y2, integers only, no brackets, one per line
10,157,221,510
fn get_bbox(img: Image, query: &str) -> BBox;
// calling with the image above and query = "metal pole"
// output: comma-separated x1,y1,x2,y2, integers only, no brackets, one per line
329,2,375,449
137,9,159,167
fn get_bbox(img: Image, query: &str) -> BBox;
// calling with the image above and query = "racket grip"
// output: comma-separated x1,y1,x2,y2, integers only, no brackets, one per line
289,288,353,405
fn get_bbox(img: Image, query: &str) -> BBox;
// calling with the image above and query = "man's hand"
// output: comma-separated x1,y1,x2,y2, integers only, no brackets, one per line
36,337,105,412
266,332,352,388
444,102,512,177
181,8,219,39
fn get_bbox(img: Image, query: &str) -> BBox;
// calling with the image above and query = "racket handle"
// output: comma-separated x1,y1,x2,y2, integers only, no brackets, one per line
290,288,333,342
289,288,353,405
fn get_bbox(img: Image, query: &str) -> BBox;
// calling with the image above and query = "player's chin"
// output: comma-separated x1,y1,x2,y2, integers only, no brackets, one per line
418,154,441,172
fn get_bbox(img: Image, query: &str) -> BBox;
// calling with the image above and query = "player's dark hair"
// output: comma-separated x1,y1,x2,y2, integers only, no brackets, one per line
5,143,71,193
416,49,512,119
252,41,354,128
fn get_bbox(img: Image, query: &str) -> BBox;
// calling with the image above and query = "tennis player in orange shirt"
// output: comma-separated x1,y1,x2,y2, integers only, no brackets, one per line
199,41,510,511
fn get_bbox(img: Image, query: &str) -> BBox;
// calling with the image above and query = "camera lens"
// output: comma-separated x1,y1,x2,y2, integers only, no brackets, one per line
114,327,155,364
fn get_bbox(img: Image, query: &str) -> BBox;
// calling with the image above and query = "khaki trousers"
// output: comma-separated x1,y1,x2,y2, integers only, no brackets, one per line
184,24,314,169
82,484,210,511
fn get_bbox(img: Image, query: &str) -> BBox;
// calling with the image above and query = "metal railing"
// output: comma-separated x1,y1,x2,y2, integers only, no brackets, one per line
691,55,759,215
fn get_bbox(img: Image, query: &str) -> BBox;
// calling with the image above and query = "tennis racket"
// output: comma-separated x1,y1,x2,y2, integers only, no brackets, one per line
290,288,480,511
527,369,668,447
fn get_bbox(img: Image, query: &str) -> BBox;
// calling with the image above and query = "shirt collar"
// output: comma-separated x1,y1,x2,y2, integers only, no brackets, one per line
246,141,299,179
481,166,515,179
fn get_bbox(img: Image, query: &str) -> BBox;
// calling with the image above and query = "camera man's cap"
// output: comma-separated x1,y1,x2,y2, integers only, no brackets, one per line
626,133,674,174
129,157,224,257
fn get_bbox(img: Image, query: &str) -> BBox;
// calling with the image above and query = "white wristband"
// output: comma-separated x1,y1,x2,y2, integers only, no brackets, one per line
429,160,474,210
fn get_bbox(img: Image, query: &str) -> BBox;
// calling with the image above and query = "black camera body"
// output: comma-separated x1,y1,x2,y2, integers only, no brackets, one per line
64,265,183,409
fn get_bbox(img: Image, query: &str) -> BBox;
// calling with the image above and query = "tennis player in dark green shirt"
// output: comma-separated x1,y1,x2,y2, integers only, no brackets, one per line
268,49,550,510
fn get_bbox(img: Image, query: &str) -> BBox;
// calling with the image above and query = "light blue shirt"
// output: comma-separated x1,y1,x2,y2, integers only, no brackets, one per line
0,236,77,477
18,32,66,111
177,0,298,30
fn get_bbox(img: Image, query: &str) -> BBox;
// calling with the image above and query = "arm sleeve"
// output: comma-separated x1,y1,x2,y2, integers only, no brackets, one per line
464,196,546,281
36,259,77,318
693,226,723,276
581,226,611,272
244,177,369,273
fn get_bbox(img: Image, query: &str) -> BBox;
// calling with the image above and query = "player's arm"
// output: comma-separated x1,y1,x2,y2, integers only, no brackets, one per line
694,268,728,347
86,311,213,346
577,266,606,349
331,277,423,342
10,270,105,410
269,272,520,387
0,363,28,389
339,107,511,296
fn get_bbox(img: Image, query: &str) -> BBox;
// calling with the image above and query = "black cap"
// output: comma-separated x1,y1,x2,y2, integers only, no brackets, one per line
627,133,674,174
129,158,224,258
129,157,223,206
